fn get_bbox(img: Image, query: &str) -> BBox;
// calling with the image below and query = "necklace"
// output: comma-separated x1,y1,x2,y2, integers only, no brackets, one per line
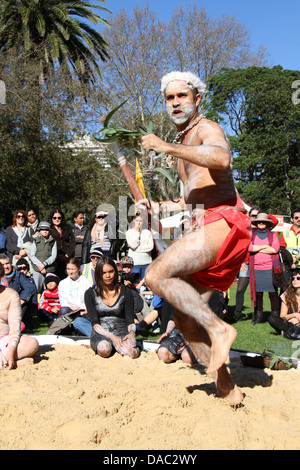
164,114,204,167
104,287,117,298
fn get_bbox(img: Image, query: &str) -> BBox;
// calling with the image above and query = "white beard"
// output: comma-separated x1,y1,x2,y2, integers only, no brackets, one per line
167,103,196,126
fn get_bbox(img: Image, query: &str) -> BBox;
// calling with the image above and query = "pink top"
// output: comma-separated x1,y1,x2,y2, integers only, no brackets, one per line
0,287,22,349
249,230,280,271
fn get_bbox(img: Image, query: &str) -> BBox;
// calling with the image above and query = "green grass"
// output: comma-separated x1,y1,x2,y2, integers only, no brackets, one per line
27,283,298,359
227,284,297,359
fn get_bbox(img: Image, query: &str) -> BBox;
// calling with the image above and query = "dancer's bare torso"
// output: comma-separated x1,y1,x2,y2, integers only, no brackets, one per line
177,118,237,211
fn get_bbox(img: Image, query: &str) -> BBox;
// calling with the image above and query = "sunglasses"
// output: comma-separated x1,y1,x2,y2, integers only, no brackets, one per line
96,215,107,219
293,216,300,220
17,214,25,218
292,276,300,281
52,216,62,220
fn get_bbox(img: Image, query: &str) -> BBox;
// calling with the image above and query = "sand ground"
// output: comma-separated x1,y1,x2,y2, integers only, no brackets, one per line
0,340,299,450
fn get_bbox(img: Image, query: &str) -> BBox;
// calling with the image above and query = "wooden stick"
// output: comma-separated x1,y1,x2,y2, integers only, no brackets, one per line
111,143,168,256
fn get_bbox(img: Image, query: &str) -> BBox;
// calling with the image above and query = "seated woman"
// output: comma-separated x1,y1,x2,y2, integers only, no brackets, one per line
157,319,197,364
268,269,300,336
0,263,38,369
85,257,139,359
58,257,92,316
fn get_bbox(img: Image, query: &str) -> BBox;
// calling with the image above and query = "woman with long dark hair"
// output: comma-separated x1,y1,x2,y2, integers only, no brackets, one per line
281,272,300,321
5,209,33,262
268,269,300,337
49,208,75,280
84,257,139,359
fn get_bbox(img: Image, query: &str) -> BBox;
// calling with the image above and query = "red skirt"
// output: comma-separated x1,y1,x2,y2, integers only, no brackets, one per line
190,198,251,291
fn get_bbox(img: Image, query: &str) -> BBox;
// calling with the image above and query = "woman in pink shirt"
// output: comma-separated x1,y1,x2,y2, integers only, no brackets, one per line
248,212,280,324
0,263,38,369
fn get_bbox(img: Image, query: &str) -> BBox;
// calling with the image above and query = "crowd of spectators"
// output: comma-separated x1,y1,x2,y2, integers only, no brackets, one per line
0,204,299,370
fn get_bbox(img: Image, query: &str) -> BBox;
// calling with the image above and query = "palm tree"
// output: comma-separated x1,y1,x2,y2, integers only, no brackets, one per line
0,0,110,86
0,0,111,168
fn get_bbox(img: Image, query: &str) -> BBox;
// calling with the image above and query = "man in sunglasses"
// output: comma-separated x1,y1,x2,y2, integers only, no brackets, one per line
280,209,300,268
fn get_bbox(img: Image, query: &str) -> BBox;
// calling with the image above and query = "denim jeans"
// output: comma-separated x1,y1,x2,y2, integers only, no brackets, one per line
73,316,92,337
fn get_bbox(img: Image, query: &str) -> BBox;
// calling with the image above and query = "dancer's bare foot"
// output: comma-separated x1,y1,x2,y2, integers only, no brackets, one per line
206,322,237,374
213,364,243,405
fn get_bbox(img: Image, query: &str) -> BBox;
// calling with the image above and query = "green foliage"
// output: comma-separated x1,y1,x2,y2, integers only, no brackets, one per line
95,102,178,190
0,1,113,225
261,349,295,369
0,0,110,86
208,66,300,214
95,101,149,149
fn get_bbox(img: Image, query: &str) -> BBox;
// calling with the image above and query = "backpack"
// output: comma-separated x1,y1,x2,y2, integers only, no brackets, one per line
46,310,80,335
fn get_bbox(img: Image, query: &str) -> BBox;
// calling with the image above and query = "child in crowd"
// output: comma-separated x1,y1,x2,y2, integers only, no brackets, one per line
38,273,61,324
15,257,38,320
119,256,144,316
59,257,92,315
119,256,139,286
80,246,103,285
30,221,57,294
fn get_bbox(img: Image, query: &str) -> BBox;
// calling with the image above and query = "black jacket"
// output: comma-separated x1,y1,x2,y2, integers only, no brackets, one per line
5,225,33,262
50,225,75,262
81,223,120,264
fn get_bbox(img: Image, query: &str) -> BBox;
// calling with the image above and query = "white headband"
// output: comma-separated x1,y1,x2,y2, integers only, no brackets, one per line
161,71,206,97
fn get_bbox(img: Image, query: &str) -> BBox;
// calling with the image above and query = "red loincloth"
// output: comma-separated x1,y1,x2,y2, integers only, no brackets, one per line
190,198,251,291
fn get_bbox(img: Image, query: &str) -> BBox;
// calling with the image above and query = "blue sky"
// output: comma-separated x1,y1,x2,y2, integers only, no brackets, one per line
103,0,299,72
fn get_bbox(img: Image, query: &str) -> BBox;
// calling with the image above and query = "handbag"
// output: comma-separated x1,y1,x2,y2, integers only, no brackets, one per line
272,253,284,288
267,232,284,288
46,309,81,335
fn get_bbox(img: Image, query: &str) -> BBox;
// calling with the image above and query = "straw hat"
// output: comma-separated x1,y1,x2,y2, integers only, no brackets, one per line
251,212,274,228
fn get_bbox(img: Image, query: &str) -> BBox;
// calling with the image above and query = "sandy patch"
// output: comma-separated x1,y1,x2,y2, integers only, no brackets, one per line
0,341,299,450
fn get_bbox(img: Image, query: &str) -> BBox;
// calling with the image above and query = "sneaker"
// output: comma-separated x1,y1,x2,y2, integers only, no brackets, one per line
152,321,160,333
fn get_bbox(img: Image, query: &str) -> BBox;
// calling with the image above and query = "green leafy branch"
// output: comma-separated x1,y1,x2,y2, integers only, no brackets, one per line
95,100,153,148
261,349,295,369
94,101,176,180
